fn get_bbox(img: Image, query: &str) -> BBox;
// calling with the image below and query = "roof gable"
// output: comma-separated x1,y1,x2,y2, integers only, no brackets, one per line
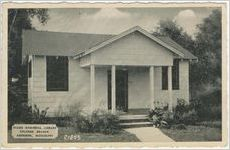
22,26,197,62
74,26,185,59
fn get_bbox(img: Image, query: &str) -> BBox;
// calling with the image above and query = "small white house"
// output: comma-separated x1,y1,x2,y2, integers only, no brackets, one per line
22,26,197,116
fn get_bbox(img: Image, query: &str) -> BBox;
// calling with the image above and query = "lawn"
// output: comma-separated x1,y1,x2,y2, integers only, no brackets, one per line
160,124,222,141
8,127,140,143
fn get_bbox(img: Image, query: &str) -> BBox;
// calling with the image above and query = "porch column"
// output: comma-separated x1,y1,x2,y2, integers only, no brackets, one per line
149,66,155,109
90,64,95,112
168,66,173,112
111,65,116,113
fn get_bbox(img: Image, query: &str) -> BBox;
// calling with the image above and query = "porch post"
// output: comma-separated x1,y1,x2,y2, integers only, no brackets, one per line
168,66,173,112
149,66,155,109
111,65,116,113
90,64,95,112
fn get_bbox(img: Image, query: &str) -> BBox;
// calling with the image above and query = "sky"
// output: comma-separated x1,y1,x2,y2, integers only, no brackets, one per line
32,7,216,37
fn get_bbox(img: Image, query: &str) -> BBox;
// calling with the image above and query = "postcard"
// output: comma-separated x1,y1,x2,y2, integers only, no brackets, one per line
0,1,228,149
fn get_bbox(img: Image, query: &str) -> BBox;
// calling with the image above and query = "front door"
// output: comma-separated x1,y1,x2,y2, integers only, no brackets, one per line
108,70,128,112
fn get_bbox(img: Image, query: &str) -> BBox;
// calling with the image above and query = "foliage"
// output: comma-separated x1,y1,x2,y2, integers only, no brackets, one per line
154,9,222,123
173,99,198,125
149,99,200,127
72,114,93,133
90,110,120,134
8,9,49,77
32,104,49,124
190,91,221,121
56,106,121,134
148,107,173,128
8,9,49,128
153,9,222,101
154,19,195,52
8,103,49,128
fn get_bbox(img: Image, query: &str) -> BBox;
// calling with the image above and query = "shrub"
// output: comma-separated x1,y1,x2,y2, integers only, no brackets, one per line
70,109,120,134
8,103,49,127
148,108,173,128
197,104,221,121
90,110,120,134
180,109,198,125
32,104,49,124
72,115,93,133
190,90,222,121
173,99,199,125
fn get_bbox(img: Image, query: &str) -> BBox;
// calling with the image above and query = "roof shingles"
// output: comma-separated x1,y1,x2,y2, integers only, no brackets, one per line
22,30,114,59
22,27,197,61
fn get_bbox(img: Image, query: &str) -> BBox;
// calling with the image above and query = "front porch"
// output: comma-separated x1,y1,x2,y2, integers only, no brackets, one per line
89,65,174,114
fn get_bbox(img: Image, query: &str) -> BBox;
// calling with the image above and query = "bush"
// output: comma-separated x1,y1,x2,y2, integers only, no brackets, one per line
72,115,93,133
180,109,198,125
32,104,49,124
190,90,222,121
8,103,49,128
173,99,199,125
148,108,173,128
70,109,120,134
197,104,221,121
90,110,120,134
149,99,199,127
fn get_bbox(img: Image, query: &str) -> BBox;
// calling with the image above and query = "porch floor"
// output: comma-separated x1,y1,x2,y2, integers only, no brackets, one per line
118,108,149,115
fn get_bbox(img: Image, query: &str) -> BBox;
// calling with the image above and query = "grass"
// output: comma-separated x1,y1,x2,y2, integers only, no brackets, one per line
8,127,140,143
160,124,222,141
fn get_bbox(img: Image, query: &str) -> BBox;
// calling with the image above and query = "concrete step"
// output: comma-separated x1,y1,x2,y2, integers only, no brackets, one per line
120,119,149,123
119,122,153,128
119,115,149,120
119,115,152,128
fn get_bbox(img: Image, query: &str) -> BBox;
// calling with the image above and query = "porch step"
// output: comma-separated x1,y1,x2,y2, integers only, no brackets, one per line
119,114,149,120
119,115,152,128
119,122,153,128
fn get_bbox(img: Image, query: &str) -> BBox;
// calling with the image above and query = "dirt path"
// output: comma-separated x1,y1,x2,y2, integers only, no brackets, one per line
125,127,174,142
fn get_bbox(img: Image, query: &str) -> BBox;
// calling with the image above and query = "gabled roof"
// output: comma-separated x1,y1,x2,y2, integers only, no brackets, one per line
22,26,197,62
22,30,114,60
155,35,198,60
74,26,186,58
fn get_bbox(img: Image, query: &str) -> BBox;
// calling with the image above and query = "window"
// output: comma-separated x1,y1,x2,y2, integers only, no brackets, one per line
46,56,68,91
172,59,180,90
28,60,32,78
162,66,168,90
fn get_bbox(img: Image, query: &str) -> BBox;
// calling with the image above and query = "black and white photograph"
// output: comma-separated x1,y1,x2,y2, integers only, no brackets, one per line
1,1,228,148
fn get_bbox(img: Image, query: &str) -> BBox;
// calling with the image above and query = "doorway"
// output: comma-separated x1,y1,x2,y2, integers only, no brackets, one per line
108,69,128,112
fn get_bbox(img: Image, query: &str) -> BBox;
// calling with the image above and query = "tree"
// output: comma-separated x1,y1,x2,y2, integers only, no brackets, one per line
194,9,221,88
8,9,49,78
8,9,49,126
153,19,196,53
153,9,221,100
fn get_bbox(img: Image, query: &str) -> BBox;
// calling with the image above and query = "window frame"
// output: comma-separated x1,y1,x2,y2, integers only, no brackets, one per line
172,59,180,90
46,56,69,92
28,60,32,78
162,66,168,90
